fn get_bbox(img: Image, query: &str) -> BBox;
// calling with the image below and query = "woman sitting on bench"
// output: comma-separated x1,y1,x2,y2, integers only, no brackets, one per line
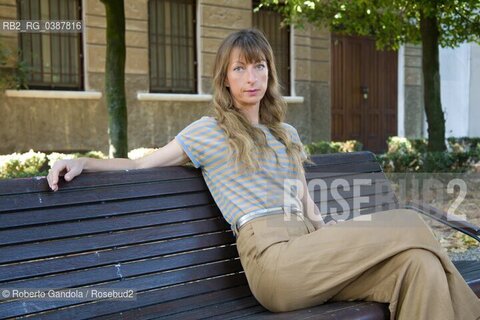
47,29,480,320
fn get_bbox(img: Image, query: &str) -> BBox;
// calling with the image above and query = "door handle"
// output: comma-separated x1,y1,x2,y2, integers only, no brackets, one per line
361,86,369,100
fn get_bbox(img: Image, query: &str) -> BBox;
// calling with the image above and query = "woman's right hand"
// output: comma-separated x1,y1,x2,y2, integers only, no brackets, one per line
47,158,86,192
46,139,189,192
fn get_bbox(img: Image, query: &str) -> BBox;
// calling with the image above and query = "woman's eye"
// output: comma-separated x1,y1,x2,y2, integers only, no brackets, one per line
256,64,266,70
233,66,244,71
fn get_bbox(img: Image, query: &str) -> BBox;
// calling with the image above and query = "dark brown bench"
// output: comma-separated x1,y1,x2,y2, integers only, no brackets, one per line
0,151,478,319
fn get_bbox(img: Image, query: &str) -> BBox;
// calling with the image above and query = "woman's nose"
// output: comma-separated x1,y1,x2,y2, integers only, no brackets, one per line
246,66,257,83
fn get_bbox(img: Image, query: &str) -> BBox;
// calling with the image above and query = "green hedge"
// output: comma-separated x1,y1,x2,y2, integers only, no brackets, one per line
0,149,163,179
0,150,108,179
1,138,479,178
375,137,480,173
304,136,480,173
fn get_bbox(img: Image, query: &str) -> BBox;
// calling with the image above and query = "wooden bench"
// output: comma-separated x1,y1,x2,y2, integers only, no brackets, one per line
0,151,478,319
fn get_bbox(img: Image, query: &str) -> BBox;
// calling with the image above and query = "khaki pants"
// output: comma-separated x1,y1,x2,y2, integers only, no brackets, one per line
236,209,480,320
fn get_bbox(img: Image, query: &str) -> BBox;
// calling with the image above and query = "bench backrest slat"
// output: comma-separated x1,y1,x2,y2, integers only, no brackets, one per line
5,246,239,290
0,218,228,263
0,166,201,195
0,194,216,228
0,205,221,245
0,178,208,212
0,232,234,283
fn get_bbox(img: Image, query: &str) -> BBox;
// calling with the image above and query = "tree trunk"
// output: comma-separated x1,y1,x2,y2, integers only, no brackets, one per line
420,10,446,152
100,0,128,158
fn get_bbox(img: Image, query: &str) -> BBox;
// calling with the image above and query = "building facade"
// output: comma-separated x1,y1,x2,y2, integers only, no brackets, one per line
0,0,334,154
3,0,472,155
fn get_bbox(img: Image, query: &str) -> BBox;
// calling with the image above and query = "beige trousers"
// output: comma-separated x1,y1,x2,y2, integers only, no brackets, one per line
236,209,480,320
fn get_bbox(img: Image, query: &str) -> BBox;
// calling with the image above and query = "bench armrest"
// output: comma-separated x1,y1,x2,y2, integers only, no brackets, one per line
403,200,480,242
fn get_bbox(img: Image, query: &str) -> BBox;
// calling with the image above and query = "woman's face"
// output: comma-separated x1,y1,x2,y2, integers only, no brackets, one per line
225,47,268,110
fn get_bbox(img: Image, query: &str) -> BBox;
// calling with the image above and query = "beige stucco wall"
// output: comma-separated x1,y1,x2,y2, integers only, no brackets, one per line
0,0,331,154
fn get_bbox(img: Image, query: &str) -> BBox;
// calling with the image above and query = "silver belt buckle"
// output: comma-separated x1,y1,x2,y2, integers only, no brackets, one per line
232,206,302,237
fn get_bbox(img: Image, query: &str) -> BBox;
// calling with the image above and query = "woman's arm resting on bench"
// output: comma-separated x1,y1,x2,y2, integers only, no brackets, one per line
47,139,189,191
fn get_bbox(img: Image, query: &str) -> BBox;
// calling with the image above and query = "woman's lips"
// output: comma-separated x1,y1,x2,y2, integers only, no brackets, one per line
245,89,259,95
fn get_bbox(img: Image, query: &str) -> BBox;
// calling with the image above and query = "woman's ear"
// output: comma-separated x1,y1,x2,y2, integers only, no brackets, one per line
225,80,230,88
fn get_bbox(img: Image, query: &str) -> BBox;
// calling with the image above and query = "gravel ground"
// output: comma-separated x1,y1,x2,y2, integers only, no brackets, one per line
448,247,480,261
389,175,480,262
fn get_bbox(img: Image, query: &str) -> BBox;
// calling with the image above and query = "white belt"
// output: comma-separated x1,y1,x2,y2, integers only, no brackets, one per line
232,206,303,237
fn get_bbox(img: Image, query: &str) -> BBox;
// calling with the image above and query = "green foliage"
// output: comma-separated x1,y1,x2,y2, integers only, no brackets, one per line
0,41,15,90
0,150,107,179
13,59,30,90
305,140,363,155
259,0,480,49
0,40,9,66
305,136,479,172
447,137,480,153
378,137,422,172
377,137,480,173
0,40,30,90
0,148,182,179
259,0,479,153
0,150,48,179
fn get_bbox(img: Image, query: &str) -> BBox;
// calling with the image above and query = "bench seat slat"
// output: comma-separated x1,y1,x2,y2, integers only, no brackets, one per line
113,286,255,320
0,218,229,264
187,301,389,320
161,295,260,320
240,301,390,320
207,305,268,320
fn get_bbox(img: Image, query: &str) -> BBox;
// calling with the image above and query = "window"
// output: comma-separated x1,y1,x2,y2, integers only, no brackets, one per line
148,0,196,93
253,1,290,96
18,0,83,90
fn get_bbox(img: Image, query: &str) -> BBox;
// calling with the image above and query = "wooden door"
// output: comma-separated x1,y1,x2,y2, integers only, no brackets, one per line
331,35,398,154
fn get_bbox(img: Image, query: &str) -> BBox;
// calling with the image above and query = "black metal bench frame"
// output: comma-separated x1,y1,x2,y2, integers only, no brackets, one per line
0,151,478,319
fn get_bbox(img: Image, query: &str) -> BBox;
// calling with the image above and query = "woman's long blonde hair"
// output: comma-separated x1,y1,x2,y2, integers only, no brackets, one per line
212,28,306,174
